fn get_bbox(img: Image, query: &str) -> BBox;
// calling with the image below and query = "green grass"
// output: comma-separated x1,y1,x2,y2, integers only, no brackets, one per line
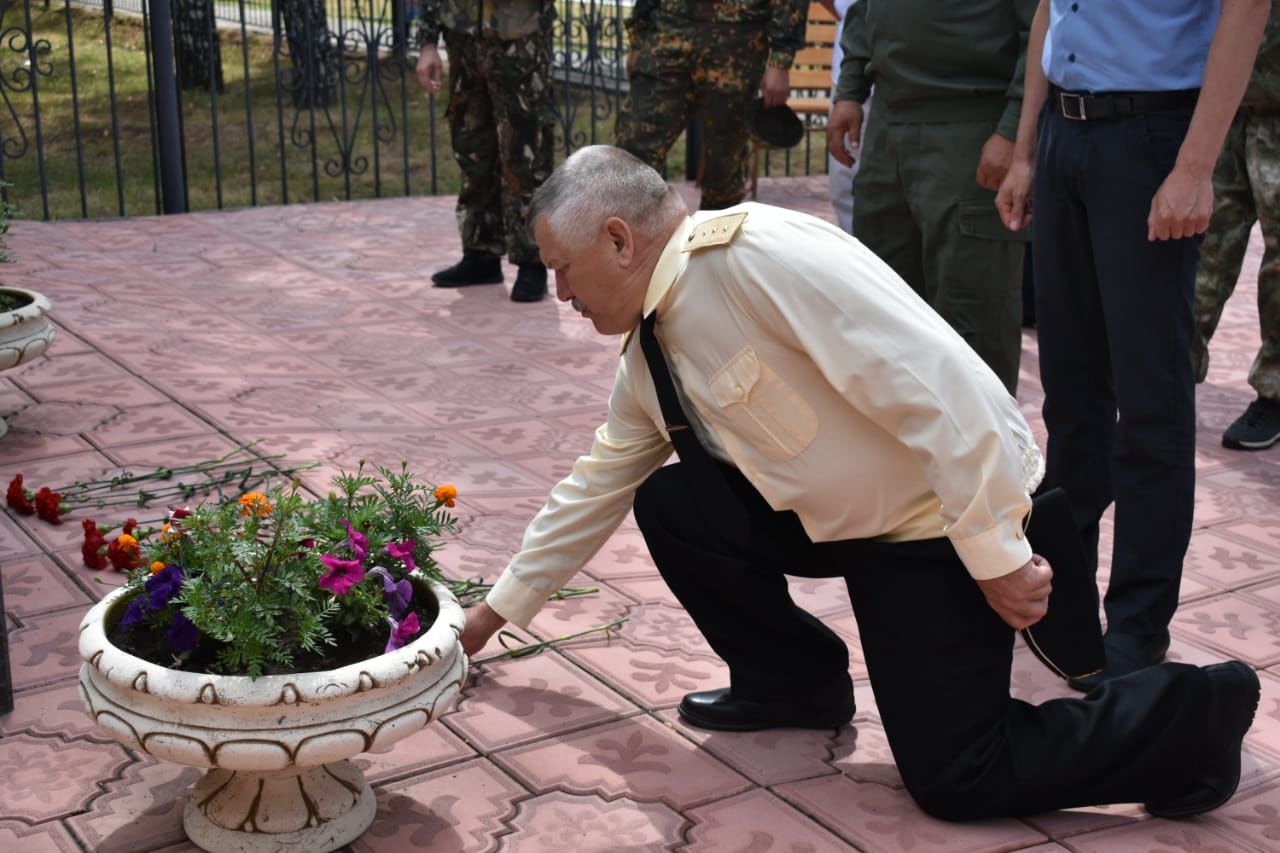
0,6,823,221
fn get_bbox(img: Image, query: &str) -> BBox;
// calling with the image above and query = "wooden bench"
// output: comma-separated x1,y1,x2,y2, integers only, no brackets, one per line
749,2,840,199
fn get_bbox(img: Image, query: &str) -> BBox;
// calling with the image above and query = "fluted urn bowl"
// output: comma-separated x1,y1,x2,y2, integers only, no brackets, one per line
0,286,55,438
78,576,467,853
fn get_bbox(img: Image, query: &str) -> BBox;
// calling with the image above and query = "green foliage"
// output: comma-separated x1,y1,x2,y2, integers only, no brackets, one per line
117,463,457,678
0,179,14,265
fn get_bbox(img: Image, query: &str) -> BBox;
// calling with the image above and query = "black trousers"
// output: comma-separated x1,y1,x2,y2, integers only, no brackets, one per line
633,462,1210,820
1032,104,1200,639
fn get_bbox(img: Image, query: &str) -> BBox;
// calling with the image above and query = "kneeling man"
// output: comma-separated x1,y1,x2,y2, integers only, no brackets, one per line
460,145,1260,821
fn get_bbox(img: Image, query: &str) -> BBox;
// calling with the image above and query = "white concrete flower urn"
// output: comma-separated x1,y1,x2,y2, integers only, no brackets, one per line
0,286,55,438
78,576,468,853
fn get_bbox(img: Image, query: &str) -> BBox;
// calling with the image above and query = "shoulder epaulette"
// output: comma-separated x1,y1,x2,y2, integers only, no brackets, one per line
681,211,748,253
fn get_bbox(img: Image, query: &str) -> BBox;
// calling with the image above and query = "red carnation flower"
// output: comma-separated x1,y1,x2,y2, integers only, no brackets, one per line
122,518,138,536
34,487,64,525
106,533,142,572
6,475,35,515
81,519,108,571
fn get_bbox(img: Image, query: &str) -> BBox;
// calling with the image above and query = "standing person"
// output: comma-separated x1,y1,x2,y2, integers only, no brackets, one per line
459,146,1260,822
617,0,808,210
1193,6,1280,452
819,0,862,233
414,0,556,302
996,1,1269,690
827,0,1033,394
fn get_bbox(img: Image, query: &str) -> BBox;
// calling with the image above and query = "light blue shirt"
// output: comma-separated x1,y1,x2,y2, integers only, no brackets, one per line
1043,0,1221,92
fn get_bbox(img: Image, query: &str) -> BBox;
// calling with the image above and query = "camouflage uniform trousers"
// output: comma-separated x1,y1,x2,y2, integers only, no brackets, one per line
1192,109,1280,402
443,28,556,266
617,17,769,210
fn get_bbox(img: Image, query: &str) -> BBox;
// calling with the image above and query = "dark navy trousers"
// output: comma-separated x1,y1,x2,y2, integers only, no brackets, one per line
1032,103,1201,640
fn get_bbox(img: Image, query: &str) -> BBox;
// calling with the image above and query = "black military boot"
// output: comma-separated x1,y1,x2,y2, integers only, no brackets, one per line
510,262,548,302
431,251,503,287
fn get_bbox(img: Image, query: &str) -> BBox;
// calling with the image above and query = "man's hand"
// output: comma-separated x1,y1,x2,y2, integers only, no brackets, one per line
626,49,639,79
976,133,1015,191
761,66,790,108
459,601,507,657
995,158,1035,231
976,555,1053,630
416,45,444,95
1147,164,1214,241
827,100,864,167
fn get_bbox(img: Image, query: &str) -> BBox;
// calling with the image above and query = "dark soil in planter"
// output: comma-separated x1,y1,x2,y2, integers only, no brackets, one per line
107,594,441,677
0,290,34,312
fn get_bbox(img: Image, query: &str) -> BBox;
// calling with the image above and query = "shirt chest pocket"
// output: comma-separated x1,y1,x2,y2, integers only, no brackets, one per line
707,346,819,462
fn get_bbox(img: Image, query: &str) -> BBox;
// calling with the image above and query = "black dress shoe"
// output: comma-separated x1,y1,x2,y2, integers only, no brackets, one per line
432,251,503,287
1068,630,1170,693
510,262,547,302
678,681,855,733
1145,661,1260,819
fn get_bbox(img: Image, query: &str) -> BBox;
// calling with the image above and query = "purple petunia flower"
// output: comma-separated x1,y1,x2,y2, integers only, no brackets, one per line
384,612,421,654
146,564,185,611
118,596,148,630
386,539,416,575
341,519,369,562
368,567,413,620
318,554,365,595
166,612,200,654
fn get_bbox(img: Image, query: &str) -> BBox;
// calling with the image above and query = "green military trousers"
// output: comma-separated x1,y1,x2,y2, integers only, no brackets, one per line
1193,109,1280,402
852,116,1026,393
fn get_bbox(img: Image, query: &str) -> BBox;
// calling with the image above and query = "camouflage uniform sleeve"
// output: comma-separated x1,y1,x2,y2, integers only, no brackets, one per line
767,0,808,69
626,0,657,41
415,0,444,49
833,0,871,102
998,0,1038,141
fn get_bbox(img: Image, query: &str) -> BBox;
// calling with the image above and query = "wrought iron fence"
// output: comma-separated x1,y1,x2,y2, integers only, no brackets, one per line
0,0,826,220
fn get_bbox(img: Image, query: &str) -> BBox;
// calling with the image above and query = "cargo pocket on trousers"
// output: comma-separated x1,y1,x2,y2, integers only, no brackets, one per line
708,346,818,461
959,201,1029,242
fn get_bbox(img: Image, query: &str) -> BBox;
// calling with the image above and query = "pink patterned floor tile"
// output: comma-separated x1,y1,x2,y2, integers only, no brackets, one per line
0,510,40,562
1009,645,1082,705
581,528,660,581
353,721,477,784
1249,668,1280,760
1201,776,1280,850
566,641,727,709
0,819,82,853
445,653,637,752
30,374,174,410
787,576,852,619
8,352,133,390
605,576,680,607
63,758,199,853
0,432,92,465
1217,520,1280,559
773,774,1046,852
0,554,92,617
1066,819,1266,852
499,790,686,851
355,758,526,852
655,707,845,786
1171,593,1280,667
493,716,752,808
830,715,906,789
1021,803,1148,841
0,680,101,738
0,732,133,822
526,584,635,644
1183,530,1280,591
683,788,855,851
85,404,215,450
6,607,88,690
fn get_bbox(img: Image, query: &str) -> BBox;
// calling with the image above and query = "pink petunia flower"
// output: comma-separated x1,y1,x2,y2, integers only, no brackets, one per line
385,611,421,653
318,554,365,596
341,519,369,561
386,539,416,575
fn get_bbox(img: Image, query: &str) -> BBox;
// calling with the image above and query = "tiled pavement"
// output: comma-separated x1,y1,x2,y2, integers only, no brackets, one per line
1,176,1279,852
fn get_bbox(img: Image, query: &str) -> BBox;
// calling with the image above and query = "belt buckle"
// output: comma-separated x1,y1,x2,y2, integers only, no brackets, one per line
1060,92,1087,121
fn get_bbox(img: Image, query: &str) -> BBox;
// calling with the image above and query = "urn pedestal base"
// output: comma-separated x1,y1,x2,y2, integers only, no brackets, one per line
183,761,376,853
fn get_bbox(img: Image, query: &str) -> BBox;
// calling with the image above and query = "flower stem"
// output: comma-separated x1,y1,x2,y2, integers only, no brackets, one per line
472,618,629,665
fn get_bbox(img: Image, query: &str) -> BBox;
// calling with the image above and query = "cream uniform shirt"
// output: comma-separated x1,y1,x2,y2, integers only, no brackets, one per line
488,203,1044,628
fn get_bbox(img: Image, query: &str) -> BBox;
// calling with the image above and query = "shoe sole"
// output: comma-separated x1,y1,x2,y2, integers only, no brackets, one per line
1222,435,1280,450
510,290,546,303
677,705,853,733
431,277,504,287
1146,665,1261,819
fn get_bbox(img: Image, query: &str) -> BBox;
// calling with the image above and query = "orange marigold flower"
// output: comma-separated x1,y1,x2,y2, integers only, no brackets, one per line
107,533,142,572
150,561,166,574
433,484,458,508
238,492,274,517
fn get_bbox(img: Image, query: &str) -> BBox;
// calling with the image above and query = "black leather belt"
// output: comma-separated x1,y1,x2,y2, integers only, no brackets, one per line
1050,85,1199,121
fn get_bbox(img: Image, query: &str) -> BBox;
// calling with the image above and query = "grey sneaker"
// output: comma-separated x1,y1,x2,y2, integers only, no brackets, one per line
1222,397,1280,450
